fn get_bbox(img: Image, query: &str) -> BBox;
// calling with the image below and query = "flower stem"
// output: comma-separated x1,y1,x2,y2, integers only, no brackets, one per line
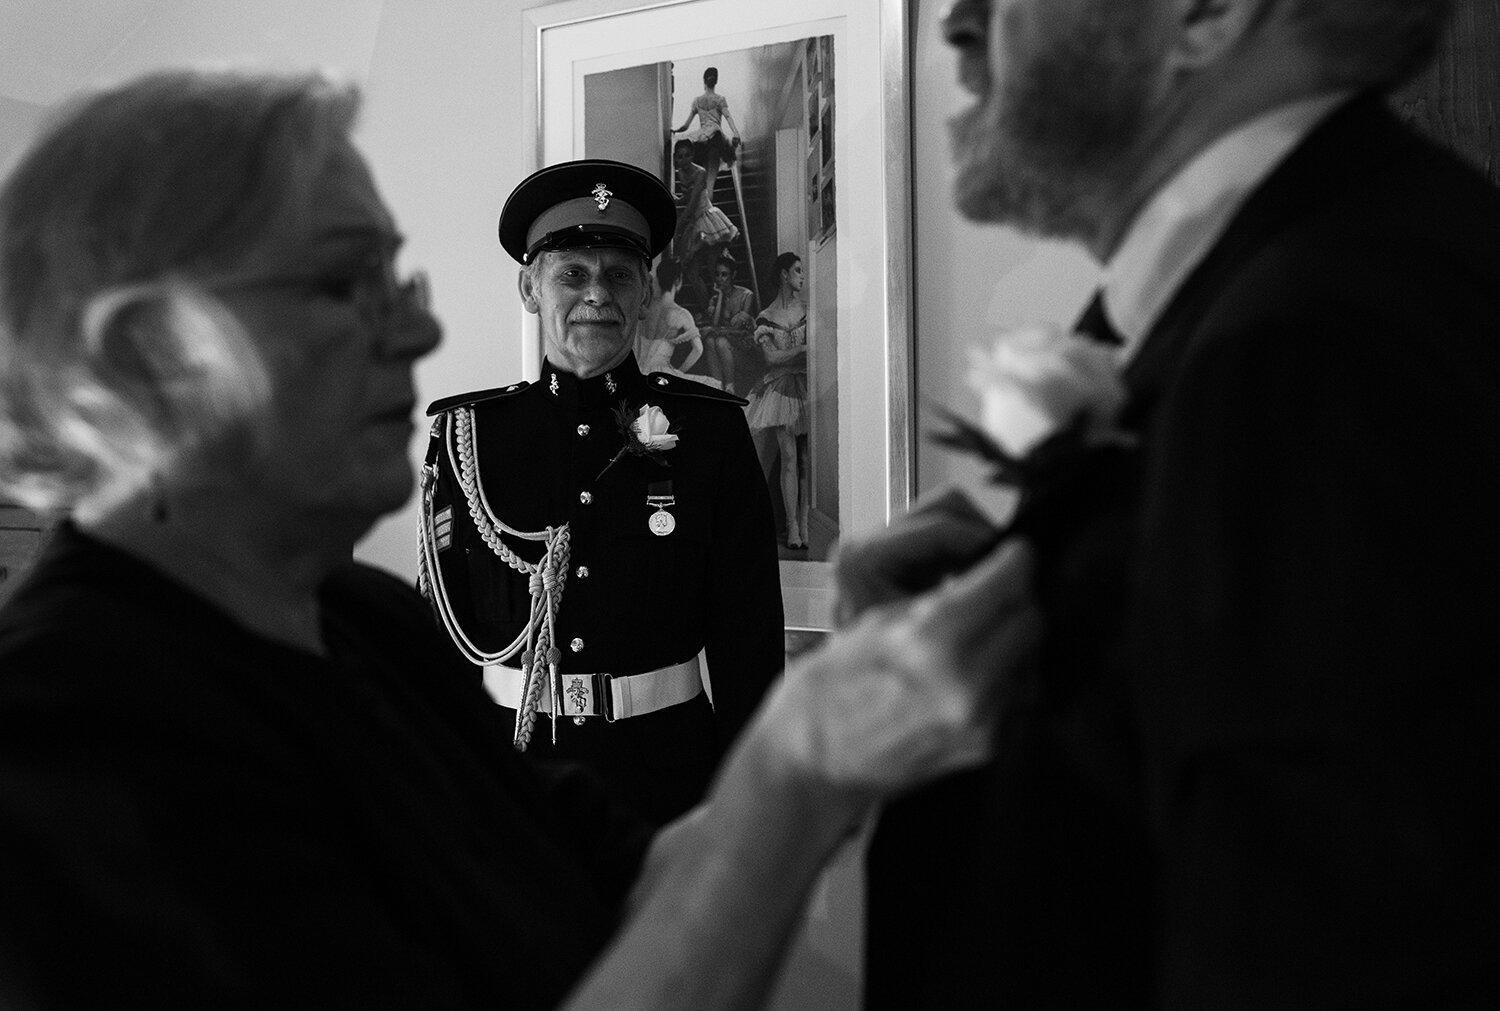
596,447,627,482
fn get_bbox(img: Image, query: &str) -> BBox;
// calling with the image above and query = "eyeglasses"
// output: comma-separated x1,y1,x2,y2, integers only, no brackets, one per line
215,257,431,347
356,268,431,332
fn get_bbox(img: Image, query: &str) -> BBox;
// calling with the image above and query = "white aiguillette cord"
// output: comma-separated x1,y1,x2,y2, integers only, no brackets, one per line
417,408,569,749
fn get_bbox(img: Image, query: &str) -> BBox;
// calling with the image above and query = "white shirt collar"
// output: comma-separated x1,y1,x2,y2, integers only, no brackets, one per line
1102,92,1349,362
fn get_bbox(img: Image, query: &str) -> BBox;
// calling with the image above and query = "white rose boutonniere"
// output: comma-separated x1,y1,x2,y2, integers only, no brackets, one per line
631,404,679,452
934,322,1131,487
597,402,679,479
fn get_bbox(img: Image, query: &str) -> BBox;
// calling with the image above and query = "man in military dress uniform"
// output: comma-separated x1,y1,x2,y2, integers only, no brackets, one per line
419,159,783,825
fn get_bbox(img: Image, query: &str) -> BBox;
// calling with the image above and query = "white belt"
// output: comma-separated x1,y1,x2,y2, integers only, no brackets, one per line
482,656,703,721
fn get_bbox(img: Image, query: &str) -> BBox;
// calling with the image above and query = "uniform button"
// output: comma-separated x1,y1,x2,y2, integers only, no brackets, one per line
579,491,593,505
577,424,590,437
576,565,590,578
570,637,585,652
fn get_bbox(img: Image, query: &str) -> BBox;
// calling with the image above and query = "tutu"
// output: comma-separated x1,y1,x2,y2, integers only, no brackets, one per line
695,204,739,245
691,129,738,169
664,367,723,390
745,369,808,434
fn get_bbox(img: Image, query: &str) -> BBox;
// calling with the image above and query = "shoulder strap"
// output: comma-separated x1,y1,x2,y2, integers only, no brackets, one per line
426,380,532,417
643,371,749,406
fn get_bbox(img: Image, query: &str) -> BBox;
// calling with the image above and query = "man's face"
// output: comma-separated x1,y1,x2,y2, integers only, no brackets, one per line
943,0,1169,243
521,246,649,377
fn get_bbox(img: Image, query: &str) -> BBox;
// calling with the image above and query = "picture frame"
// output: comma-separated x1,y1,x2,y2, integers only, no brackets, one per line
522,0,913,630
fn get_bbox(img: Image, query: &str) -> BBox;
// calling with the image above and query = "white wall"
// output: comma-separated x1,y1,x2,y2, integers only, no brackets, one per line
348,0,533,579
0,94,47,175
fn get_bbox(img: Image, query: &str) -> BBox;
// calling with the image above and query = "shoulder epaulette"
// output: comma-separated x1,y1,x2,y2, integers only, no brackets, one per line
426,381,532,417
643,372,748,407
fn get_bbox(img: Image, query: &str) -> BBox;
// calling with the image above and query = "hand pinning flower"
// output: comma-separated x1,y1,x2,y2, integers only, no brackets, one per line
597,402,678,480
933,322,1130,486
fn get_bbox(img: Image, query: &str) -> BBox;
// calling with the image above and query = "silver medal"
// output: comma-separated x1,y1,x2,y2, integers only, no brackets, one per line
646,485,676,537
649,508,676,536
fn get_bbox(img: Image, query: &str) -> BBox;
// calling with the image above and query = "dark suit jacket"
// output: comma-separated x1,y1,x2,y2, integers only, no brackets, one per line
422,354,783,825
867,96,1500,1009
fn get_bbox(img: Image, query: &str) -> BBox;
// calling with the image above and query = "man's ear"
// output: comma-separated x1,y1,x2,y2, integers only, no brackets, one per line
518,267,540,315
1169,0,1273,71
637,262,654,320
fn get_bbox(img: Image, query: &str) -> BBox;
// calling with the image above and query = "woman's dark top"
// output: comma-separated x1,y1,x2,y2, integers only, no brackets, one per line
0,523,650,1009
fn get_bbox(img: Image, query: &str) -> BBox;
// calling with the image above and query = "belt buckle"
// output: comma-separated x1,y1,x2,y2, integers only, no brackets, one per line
558,672,613,721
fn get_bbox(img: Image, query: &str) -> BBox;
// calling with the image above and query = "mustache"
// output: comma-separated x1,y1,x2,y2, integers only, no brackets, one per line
569,309,624,324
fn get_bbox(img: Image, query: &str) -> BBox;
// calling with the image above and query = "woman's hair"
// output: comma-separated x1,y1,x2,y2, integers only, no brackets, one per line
714,252,737,277
673,138,694,158
703,67,718,88
773,252,801,283
0,67,360,518
655,256,682,292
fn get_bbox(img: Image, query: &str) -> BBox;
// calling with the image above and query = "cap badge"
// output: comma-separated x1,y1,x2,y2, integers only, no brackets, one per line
591,183,612,212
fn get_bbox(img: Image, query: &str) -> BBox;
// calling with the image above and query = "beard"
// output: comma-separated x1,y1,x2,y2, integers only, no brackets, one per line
949,3,1163,245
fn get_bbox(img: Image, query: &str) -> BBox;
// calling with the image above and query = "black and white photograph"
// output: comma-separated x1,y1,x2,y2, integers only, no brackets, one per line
583,37,838,566
2,1,1495,1008
529,0,914,628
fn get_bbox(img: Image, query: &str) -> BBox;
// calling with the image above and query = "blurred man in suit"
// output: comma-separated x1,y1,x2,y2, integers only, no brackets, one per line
858,1,1500,1005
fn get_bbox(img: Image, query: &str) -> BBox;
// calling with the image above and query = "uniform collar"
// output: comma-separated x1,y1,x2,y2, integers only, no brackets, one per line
540,352,648,409
1101,91,1350,362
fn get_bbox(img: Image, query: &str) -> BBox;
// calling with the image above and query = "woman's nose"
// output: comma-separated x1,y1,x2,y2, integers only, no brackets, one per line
386,275,442,360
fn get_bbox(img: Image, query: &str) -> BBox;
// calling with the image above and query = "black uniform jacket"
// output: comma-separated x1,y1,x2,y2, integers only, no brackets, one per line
0,524,651,1009
421,353,783,825
867,96,1500,1008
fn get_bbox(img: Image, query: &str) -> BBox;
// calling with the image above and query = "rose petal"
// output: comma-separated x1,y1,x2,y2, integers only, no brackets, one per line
966,322,1124,455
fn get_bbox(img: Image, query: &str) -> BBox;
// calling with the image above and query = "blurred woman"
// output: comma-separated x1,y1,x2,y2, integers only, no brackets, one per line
0,68,646,1007
744,252,809,549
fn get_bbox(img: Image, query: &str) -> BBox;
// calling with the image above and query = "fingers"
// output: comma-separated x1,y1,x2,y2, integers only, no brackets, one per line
926,536,1035,637
912,538,1041,694
833,488,1001,627
771,537,1040,795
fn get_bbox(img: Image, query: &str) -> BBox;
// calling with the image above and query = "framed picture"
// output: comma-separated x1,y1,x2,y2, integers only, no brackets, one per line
522,0,913,630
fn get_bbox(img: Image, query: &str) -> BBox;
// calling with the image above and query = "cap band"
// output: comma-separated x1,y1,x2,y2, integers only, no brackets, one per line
498,159,677,264
525,196,651,260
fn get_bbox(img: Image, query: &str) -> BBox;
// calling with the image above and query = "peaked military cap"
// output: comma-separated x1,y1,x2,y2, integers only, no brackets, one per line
498,158,677,264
